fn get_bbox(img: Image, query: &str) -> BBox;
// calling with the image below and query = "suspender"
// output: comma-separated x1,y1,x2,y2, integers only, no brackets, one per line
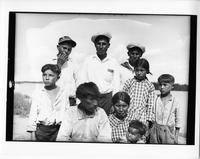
155,95,175,125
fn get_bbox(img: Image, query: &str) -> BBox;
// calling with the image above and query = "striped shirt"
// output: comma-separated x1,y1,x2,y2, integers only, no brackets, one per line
122,77,155,123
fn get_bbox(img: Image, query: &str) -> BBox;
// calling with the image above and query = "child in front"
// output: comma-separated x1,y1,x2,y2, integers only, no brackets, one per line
122,58,155,128
27,64,69,141
126,120,147,144
149,74,181,144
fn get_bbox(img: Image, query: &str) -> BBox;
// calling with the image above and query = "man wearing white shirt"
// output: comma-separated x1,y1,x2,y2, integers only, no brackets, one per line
55,36,78,106
79,33,120,115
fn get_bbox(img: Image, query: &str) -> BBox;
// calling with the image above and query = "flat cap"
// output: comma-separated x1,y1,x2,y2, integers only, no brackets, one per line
91,33,112,43
127,43,145,53
58,36,76,47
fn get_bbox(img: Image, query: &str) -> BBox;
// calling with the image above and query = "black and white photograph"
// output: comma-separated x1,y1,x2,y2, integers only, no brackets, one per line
0,0,199,159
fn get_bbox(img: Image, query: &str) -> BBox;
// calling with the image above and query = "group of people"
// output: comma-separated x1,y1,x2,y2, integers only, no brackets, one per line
27,33,181,144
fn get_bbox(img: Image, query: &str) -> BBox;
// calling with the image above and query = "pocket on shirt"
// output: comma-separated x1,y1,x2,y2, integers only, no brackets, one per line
104,69,114,83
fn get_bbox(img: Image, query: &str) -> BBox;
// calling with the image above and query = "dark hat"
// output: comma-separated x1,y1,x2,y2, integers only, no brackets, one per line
58,36,76,47
127,43,145,53
91,33,112,43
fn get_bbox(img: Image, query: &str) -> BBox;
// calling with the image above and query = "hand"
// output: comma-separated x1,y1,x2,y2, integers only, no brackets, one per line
118,136,127,143
57,52,69,67
31,132,36,141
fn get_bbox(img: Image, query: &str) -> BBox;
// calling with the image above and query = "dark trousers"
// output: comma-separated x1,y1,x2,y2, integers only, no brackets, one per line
35,124,60,141
99,92,112,116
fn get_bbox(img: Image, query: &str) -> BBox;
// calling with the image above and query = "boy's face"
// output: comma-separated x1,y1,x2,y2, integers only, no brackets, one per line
113,100,129,119
80,95,98,115
134,66,147,80
158,82,173,96
128,48,142,64
94,38,110,57
42,69,59,87
126,127,141,143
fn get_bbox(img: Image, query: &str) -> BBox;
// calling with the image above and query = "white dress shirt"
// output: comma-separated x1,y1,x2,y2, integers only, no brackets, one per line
79,55,120,94
56,59,78,97
27,86,70,132
56,106,112,142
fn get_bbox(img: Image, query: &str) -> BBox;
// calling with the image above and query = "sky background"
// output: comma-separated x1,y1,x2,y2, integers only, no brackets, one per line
14,13,190,84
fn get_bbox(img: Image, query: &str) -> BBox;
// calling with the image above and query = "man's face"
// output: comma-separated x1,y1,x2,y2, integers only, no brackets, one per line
94,37,110,57
80,95,98,115
113,100,129,119
57,43,73,59
126,127,141,143
158,82,173,96
128,48,143,64
42,69,58,87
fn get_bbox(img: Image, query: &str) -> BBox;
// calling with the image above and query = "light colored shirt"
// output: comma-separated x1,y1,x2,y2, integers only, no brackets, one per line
27,86,69,132
53,58,78,97
56,106,112,142
154,94,181,128
119,60,135,90
79,55,120,94
58,59,78,97
123,78,155,123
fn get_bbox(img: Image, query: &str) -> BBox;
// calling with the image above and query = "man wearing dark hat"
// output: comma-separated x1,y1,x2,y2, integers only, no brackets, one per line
55,36,78,106
120,43,145,88
79,33,120,115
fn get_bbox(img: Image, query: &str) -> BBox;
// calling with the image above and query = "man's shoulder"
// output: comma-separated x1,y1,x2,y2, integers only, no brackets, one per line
96,107,107,116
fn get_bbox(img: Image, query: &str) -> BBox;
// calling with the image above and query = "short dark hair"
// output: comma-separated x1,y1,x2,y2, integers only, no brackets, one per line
128,120,146,136
158,74,175,84
76,82,100,100
134,58,151,74
41,64,61,76
112,91,131,106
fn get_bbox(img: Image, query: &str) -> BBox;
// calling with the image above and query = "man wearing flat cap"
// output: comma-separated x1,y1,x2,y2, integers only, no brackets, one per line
79,33,120,115
55,36,78,106
120,43,145,88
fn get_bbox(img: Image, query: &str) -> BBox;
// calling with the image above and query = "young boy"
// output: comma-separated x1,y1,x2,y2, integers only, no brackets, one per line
149,74,181,144
56,82,112,142
27,64,69,141
126,120,147,144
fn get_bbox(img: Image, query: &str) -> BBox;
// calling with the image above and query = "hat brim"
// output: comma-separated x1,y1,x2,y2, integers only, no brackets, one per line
58,40,76,47
127,46,145,53
91,34,111,43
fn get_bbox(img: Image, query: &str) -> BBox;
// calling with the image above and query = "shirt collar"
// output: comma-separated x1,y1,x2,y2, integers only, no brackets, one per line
126,60,135,70
158,94,173,101
92,54,110,62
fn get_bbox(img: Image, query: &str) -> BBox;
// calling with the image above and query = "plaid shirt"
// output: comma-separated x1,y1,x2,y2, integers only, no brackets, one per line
109,109,139,142
122,77,155,123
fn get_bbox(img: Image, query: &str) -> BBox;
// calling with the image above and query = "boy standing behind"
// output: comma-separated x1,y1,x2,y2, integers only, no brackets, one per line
149,74,181,144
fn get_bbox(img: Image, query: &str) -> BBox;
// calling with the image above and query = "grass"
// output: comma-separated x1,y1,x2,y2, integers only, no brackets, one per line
14,92,31,117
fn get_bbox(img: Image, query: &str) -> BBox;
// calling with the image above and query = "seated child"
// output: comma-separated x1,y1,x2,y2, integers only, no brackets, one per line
27,64,69,141
149,74,181,144
126,120,147,144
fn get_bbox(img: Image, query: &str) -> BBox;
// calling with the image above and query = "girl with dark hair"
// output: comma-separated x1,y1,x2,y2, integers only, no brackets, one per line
122,58,155,129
